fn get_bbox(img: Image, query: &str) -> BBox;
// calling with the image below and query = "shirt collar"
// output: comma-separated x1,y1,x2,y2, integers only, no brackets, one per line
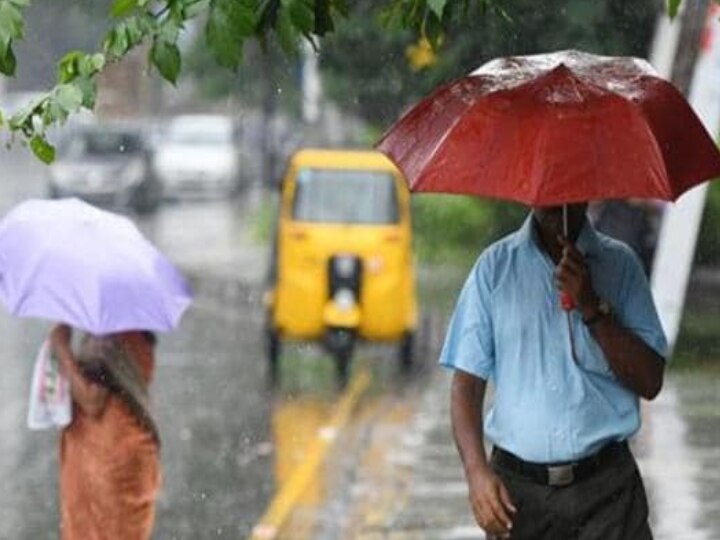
517,212,601,257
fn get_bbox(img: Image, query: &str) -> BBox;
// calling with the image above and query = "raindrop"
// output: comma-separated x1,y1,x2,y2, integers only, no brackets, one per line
256,441,274,456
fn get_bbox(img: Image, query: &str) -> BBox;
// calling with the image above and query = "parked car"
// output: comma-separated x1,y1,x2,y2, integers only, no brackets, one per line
47,123,162,214
152,115,244,199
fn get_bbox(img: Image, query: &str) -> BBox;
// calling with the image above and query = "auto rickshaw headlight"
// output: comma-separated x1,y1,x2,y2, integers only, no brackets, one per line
333,288,356,311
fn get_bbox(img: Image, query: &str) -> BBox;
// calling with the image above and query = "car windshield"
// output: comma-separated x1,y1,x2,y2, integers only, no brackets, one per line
165,122,233,145
292,168,399,224
59,130,143,159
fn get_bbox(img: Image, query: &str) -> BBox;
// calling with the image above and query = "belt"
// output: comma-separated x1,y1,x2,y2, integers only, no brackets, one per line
492,441,629,487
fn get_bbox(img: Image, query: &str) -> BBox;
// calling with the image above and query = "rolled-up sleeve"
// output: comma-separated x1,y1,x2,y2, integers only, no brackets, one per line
617,248,668,359
439,257,495,379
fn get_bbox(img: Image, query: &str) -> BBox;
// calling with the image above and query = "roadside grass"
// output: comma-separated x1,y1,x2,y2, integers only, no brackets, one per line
273,346,338,397
249,194,278,245
671,311,720,372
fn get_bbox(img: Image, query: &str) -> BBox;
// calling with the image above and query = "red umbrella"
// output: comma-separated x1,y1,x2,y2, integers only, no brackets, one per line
377,50,720,206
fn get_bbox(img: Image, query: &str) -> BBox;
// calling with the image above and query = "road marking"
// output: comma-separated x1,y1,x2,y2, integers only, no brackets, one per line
247,369,372,540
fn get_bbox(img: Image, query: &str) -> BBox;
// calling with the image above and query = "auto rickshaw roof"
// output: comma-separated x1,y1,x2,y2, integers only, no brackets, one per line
289,148,400,173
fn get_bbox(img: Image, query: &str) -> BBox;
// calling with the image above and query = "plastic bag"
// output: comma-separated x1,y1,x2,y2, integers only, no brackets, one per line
27,339,72,430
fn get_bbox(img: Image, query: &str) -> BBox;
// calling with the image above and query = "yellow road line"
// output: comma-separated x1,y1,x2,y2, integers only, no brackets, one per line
248,369,372,540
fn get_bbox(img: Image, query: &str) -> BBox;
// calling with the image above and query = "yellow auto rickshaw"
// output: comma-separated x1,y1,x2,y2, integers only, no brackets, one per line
265,148,418,383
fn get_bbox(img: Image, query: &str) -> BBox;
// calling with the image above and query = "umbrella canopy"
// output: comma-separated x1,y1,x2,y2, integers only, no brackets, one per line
377,50,720,205
0,198,193,334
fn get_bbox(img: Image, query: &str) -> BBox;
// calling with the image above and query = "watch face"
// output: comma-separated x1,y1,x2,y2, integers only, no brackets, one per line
598,300,611,316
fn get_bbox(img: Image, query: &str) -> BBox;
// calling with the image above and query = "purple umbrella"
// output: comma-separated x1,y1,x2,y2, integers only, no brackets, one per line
0,198,193,334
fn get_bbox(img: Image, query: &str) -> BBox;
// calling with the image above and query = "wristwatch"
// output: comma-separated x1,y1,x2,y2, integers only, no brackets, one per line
583,298,611,326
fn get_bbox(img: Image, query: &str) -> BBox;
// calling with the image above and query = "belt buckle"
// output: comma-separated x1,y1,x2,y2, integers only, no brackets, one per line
547,464,574,486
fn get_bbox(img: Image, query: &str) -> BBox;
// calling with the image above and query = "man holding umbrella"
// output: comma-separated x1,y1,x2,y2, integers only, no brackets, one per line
377,50,720,539
440,202,665,538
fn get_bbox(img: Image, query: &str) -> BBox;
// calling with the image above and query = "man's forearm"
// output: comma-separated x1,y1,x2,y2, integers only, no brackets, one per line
451,372,490,478
587,315,664,400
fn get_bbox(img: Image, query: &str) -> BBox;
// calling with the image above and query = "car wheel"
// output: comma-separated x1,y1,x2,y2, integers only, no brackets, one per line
132,183,161,215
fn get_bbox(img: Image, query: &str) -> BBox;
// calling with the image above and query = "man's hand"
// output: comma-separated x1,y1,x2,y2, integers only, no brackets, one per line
468,466,516,538
555,237,597,318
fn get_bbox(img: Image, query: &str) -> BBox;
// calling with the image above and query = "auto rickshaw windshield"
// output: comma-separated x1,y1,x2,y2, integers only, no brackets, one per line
292,168,399,224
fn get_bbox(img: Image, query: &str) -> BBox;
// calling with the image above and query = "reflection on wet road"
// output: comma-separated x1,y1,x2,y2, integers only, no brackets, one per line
637,372,720,539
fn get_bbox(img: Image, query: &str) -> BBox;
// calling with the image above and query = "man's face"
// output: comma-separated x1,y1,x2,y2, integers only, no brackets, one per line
532,203,588,241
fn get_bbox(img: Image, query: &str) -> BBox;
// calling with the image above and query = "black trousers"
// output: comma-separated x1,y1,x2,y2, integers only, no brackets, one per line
488,446,652,540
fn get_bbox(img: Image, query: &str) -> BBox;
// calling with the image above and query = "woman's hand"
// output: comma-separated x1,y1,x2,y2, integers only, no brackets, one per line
50,324,72,351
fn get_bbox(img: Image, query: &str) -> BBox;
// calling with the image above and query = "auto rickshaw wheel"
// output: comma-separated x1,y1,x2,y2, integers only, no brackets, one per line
327,328,354,387
335,349,352,388
399,332,414,372
266,327,281,385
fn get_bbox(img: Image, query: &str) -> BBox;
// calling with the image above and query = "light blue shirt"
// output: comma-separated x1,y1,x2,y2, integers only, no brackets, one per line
439,215,667,463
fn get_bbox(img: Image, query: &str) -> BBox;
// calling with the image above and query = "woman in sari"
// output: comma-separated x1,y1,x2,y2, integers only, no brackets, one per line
50,324,161,540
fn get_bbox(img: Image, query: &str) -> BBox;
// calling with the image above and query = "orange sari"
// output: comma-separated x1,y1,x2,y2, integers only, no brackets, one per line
59,332,161,540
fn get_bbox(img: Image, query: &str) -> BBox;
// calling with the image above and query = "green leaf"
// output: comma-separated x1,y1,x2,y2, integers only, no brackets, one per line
0,2,23,45
0,109,4,128
206,0,254,69
57,50,84,83
184,0,210,19
90,53,106,72
428,0,447,19
313,0,333,35
287,0,314,34
111,0,139,18
151,38,181,84
103,24,131,57
54,84,84,113
160,19,180,43
47,99,69,125
75,77,97,109
667,0,682,19
0,44,16,76
8,0,30,7
8,93,46,130
275,7,299,56
125,16,145,46
30,136,56,164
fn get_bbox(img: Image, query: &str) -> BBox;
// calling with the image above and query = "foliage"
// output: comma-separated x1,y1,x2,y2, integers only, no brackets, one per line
321,0,658,127
0,0,501,162
412,195,525,265
670,0,720,20
695,179,720,266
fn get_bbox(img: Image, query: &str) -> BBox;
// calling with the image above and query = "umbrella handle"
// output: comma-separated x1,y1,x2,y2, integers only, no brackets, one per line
560,206,575,312
560,291,575,311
